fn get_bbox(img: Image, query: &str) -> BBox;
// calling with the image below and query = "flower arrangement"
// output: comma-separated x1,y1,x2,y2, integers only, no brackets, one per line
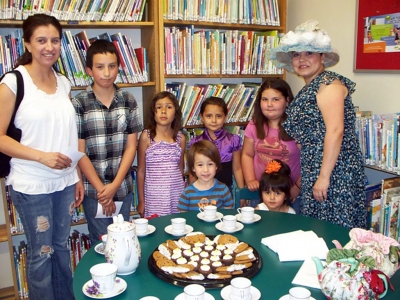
265,160,282,174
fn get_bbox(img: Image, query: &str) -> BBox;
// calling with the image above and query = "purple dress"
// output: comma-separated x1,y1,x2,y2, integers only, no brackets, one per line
144,130,185,217
189,129,241,187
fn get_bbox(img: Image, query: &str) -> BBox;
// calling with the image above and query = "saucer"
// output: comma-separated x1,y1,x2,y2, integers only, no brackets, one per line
221,285,261,300
197,211,224,222
164,224,194,236
94,243,105,255
174,292,215,300
82,277,127,299
215,221,244,233
137,225,156,237
235,214,261,224
279,295,316,300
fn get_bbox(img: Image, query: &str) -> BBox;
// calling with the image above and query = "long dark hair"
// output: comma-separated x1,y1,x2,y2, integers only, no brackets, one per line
147,91,182,140
252,78,294,141
259,159,292,205
15,14,63,67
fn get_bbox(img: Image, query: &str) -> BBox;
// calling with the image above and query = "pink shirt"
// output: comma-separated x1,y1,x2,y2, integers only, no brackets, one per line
244,120,300,184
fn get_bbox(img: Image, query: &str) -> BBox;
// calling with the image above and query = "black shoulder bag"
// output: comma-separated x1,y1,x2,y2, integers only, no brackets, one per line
0,70,25,178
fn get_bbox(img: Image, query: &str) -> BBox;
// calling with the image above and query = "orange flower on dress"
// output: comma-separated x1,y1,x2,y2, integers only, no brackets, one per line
265,160,281,174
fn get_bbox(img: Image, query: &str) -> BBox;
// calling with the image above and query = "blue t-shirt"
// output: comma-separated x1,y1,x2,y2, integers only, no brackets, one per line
178,180,233,211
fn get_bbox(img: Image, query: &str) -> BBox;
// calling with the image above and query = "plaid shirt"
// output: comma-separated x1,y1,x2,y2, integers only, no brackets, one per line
72,84,143,201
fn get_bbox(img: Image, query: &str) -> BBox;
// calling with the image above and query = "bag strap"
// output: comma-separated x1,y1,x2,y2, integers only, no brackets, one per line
1,70,25,125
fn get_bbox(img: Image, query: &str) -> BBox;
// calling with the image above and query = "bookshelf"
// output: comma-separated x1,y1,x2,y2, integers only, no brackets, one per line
157,0,287,129
0,2,159,298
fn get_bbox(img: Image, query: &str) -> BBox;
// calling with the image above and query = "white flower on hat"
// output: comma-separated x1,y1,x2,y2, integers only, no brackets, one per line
268,20,340,72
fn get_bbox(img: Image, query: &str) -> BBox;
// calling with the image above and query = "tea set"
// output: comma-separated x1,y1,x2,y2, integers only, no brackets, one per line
83,211,398,299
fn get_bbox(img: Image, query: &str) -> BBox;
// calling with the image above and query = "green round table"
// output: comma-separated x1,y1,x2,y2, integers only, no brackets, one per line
73,210,400,299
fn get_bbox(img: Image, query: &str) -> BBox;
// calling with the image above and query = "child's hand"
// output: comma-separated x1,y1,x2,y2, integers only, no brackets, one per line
97,182,118,202
137,202,145,218
246,180,259,191
102,201,116,217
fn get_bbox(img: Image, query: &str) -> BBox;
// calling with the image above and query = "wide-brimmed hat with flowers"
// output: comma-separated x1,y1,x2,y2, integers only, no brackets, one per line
269,20,340,72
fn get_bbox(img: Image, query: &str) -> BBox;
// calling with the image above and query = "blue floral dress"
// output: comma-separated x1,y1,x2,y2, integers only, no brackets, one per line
283,71,366,229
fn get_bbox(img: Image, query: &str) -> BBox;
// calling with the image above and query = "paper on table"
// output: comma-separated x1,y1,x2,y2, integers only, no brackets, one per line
261,230,329,261
61,146,84,165
292,257,326,289
95,201,123,218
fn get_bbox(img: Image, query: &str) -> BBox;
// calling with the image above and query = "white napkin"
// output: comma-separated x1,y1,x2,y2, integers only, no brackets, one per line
292,257,325,289
261,230,329,262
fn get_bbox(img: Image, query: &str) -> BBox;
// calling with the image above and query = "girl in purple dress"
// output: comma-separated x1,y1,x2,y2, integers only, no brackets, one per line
189,97,245,205
137,92,186,217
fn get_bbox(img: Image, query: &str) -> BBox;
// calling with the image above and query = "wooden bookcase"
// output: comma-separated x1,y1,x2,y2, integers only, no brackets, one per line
0,1,159,298
157,0,287,129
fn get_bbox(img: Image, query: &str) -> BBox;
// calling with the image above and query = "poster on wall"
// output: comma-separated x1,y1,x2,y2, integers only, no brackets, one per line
355,0,400,72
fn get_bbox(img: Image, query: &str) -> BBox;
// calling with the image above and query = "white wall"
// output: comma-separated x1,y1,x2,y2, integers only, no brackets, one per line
286,0,400,114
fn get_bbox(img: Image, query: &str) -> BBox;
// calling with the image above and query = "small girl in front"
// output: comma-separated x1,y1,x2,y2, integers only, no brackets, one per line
178,140,233,211
257,159,296,214
137,91,186,217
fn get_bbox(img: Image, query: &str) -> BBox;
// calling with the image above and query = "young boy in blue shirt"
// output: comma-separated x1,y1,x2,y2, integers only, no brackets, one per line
72,40,143,246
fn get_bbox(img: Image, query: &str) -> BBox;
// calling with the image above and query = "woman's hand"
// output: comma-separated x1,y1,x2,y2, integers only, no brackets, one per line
39,152,72,169
313,176,330,202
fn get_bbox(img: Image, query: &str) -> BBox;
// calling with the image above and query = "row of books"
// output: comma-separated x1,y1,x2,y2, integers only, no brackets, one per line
163,0,281,26
0,29,149,86
366,176,400,242
0,0,147,22
356,111,400,174
165,81,259,126
164,27,282,75
12,229,91,298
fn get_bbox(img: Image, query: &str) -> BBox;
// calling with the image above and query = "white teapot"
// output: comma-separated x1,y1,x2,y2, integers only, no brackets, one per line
105,214,141,275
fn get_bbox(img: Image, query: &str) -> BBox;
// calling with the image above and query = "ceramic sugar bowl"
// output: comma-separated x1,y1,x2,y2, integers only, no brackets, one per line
105,214,141,275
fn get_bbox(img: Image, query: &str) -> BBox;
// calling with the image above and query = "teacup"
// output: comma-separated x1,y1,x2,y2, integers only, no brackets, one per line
237,206,255,222
289,287,311,300
171,217,186,234
184,283,205,300
89,263,118,294
230,277,251,300
222,215,237,231
199,205,217,219
134,218,149,234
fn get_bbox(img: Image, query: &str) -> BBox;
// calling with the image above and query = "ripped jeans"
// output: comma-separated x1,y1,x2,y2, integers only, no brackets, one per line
11,184,76,300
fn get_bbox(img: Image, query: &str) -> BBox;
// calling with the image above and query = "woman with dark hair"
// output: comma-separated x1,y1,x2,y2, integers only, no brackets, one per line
0,14,80,299
270,20,366,229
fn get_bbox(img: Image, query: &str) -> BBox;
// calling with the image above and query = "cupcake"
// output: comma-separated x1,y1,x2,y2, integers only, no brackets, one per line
190,254,200,263
200,258,211,266
224,249,234,257
192,246,202,255
209,255,220,264
198,264,212,276
200,251,209,259
204,244,214,253
222,254,234,265
188,260,198,271
176,257,188,265
171,249,182,261
211,260,223,272
183,249,194,259
194,242,204,249
216,244,226,252
211,249,222,258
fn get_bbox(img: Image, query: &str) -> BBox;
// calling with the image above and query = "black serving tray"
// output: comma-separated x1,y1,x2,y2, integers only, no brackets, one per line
148,235,262,289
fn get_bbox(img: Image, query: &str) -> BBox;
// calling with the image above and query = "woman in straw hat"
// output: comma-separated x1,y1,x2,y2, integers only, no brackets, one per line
269,20,366,229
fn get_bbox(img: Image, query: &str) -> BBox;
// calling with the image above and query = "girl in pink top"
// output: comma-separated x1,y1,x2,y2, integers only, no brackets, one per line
242,79,301,210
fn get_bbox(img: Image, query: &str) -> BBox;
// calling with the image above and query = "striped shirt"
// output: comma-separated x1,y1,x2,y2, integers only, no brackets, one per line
72,84,143,201
178,180,233,211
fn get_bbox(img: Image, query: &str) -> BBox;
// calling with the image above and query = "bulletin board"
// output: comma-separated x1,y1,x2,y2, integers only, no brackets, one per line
354,0,400,72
